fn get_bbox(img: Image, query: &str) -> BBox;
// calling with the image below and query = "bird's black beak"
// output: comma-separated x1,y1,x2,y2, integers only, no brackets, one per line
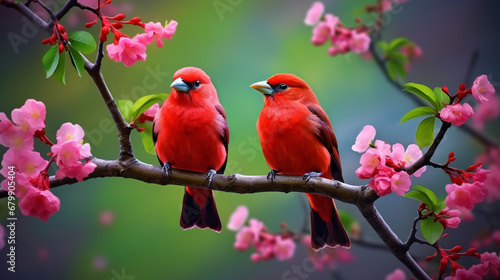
170,77,190,93
250,81,275,97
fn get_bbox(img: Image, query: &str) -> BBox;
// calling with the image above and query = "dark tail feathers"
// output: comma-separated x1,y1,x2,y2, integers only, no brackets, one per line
310,202,350,250
180,187,221,232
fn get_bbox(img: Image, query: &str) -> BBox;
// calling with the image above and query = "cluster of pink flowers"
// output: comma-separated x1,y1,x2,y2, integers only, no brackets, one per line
51,123,96,181
105,20,177,66
432,206,461,229
228,206,295,262
0,99,95,221
352,125,425,196
444,163,489,211
440,75,495,126
443,251,500,279
304,2,370,56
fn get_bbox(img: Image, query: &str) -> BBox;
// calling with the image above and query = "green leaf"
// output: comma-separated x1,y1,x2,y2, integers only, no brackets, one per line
416,117,435,148
42,45,59,78
412,185,438,206
387,59,406,81
404,191,434,206
338,210,356,233
138,123,156,155
421,216,444,244
400,106,437,123
67,45,85,77
53,51,66,85
131,93,168,122
377,41,389,53
404,83,438,108
434,87,450,110
388,37,411,53
68,31,96,54
435,199,447,212
117,99,134,123
387,52,409,64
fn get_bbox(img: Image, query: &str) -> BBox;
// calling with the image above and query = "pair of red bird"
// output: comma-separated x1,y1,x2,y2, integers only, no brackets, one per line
153,67,350,250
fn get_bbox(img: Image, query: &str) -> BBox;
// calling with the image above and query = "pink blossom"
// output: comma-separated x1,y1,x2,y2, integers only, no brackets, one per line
234,227,257,250
255,238,275,260
352,125,376,153
0,125,34,151
440,103,474,126
56,122,84,144
445,183,476,209
0,112,13,137
99,210,114,226
106,36,147,67
52,140,82,167
234,219,264,250
369,174,392,196
472,75,495,104
380,0,392,12
401,44,423,59
445,268,482,280
473,97,500,130
311,14,338,45
250,253,262,263
273,236,295,260
11,99,46,133
16,150,47,178
390,143,426,177
356,148,385,179
136,103,159,123
228,205,249,231
55,160,96,182
391,171,411,195
444,209,461,229
19,186,60,221
349,31,370,54
144,20,178,48
375,139,392,155
304,1,325,26
479,252,500,278
385,268,406,280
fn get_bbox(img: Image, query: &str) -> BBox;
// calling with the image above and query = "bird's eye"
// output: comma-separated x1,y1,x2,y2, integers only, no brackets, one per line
194,80,201,88
279,83,288,90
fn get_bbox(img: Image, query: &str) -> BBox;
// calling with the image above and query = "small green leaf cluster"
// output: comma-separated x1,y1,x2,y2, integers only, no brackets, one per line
42,31,96,84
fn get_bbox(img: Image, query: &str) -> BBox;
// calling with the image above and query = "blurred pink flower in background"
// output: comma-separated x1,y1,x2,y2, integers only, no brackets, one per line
385,268,406,280
304,2,325,26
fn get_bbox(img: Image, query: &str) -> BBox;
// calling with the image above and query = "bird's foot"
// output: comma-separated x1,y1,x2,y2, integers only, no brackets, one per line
303,171,322,182
206,169,217,187
161,162,172,180
267,169,278,182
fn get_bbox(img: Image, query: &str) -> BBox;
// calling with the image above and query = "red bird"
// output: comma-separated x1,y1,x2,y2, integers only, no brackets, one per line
153,67,229,232
251,74,350,249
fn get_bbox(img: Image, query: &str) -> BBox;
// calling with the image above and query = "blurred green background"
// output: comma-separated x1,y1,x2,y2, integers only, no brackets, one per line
0,0,499,279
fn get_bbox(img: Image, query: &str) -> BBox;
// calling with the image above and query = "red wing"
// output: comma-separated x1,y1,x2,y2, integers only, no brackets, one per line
307,105,343,182
215,104,229,174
